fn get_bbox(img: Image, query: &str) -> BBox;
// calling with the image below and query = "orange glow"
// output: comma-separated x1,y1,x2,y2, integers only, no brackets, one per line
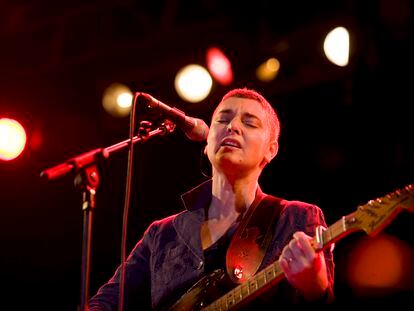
206,47,233,85
347,234,413,295
256,58,280,82
102,83,132,117
0,118,27,161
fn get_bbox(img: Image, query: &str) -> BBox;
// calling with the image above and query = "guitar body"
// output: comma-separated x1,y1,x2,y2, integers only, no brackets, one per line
167,269,233,311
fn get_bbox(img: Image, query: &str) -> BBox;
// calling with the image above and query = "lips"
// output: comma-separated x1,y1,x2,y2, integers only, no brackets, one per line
220,137,241,149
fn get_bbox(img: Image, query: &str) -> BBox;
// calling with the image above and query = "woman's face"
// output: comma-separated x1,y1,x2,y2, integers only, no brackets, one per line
206,96,277,177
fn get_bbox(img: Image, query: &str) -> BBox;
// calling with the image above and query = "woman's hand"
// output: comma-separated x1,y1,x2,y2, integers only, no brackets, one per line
279,231,329,301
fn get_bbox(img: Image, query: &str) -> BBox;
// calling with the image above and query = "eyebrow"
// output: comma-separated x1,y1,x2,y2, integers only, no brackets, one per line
216,109,233,115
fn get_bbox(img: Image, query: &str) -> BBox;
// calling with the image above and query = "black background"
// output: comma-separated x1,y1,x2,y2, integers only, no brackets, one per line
1,1,413,309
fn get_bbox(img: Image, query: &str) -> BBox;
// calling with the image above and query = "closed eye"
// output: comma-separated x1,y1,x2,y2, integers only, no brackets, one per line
242,113,262,128
216,119,229,124
244,121,258,128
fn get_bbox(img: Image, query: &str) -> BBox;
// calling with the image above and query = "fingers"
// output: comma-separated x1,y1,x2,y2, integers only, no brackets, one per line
280,231,316,274
279,231,329,298
280,242,300,275
279,250,291,273
293,231,316,263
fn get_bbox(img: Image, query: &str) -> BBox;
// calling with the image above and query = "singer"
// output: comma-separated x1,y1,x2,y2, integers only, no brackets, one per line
88,88,334,310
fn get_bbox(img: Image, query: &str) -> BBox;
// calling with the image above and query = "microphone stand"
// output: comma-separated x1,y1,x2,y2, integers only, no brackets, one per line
40,120,175,311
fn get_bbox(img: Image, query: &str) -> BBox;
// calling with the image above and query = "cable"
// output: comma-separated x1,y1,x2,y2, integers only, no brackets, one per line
118,92,139,311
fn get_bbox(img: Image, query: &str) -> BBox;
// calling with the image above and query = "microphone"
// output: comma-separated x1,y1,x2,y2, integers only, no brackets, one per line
138,92,209,141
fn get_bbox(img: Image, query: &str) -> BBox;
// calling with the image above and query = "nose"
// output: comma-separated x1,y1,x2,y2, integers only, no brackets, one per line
226,118,241,134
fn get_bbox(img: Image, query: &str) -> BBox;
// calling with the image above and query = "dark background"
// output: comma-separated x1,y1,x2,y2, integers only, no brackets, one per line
1,0,413,310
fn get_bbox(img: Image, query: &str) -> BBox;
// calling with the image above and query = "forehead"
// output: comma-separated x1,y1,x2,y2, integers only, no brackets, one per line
214,97,267,117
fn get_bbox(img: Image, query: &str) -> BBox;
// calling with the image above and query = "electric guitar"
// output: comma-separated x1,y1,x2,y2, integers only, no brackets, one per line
167,183,414,311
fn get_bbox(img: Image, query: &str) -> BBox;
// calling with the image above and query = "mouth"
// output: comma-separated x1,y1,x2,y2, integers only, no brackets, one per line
220,137,241,149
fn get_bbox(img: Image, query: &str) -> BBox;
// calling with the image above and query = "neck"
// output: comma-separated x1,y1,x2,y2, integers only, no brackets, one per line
209,171,259,219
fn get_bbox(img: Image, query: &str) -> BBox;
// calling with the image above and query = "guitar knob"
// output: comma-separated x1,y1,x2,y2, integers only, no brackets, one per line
234,266,243,280
196,261,204,270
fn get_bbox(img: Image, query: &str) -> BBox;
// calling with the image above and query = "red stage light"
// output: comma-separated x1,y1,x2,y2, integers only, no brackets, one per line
206,47,233,85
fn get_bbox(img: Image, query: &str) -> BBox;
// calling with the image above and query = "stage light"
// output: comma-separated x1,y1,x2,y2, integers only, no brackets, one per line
174,64,212,103
346,234,413,296
117,92,133,108
324,26,350,67
0,118,27,161
206,47,233,85
102,83,133,117
256,57,280,82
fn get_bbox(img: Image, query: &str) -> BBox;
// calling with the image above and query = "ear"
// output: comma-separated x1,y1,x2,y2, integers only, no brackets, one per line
264,140,278,163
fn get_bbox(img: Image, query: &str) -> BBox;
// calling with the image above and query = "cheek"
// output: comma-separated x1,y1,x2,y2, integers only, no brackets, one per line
206,129,221,152
249,137,269,158
205,137,214,155
249,134,267,148
205,139,216,161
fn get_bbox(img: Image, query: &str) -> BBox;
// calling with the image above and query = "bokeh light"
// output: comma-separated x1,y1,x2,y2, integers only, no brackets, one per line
102,83,133,117
347,234,414,297
174,64,212,103
256,57,281,82
0,118,27,161
206,47,233,85
324,26,350,67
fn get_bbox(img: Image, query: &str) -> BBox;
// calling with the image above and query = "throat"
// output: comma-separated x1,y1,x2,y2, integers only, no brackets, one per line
200,216,239,250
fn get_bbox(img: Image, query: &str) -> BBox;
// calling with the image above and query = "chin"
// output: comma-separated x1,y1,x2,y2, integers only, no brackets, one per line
216,157,247,172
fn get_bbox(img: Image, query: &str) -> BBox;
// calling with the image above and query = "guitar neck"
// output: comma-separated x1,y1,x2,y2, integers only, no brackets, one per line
202,217,350,311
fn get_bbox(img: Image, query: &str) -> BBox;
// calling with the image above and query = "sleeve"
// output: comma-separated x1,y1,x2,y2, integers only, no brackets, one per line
296,203,335,304
258,201,335,306
88,222,157,311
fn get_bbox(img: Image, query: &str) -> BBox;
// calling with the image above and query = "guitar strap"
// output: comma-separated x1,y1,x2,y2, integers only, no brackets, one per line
226,193,284,283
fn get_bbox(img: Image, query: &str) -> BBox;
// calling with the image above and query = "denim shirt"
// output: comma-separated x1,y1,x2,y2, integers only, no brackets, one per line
88,179,335,310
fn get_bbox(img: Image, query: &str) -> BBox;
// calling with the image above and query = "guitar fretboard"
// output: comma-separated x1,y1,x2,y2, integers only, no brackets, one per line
202,261,284,311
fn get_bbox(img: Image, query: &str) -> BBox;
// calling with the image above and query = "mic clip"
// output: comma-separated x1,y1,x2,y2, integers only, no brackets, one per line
137,120,176,141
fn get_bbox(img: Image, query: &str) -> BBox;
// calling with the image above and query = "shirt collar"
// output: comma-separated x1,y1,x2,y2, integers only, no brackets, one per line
180,178,265,211
180,179,213,211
